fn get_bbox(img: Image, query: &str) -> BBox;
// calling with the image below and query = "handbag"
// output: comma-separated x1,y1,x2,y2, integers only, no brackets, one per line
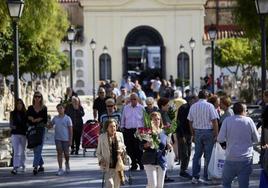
142,149,158,165
27,125,44,149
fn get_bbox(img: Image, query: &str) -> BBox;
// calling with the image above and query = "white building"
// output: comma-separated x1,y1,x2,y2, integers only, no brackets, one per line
61,0,208,95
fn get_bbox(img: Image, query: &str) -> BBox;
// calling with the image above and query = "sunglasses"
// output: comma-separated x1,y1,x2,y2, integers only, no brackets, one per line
34,96,41,98
106,105,114,107
130,98,137,101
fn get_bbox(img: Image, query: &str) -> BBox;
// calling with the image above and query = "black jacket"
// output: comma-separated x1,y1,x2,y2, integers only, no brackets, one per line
176,103,192,137
10,110,28,135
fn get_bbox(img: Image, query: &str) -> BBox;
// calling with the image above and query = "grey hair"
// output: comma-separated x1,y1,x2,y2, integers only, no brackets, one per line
146,97,155,104
174,90,182,98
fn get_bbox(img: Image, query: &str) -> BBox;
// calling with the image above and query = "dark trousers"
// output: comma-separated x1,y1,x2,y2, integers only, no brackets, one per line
177,134,192,172
123,128,143,167
71,128,82,152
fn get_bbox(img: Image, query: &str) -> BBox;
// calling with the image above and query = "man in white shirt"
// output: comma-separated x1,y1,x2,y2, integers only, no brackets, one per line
121,93,144,170
187,90,219,184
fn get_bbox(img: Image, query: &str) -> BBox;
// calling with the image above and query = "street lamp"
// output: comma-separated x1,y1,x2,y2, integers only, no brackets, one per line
189,37,196,95
208,24,217,93
179,44,185,98
67,26,75,88
103,46,108,80
255,0,268,97
6,0,24,102
90,39,96,100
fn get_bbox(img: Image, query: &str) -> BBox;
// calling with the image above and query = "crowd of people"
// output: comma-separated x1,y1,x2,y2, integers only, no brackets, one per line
8,76,266,188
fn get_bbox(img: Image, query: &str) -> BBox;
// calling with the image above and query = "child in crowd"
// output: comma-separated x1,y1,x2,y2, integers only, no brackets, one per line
49,103,73,176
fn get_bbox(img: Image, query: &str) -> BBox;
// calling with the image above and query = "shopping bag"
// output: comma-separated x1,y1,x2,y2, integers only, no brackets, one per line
208,142,225,179
260,170,268,188
166,149,175,170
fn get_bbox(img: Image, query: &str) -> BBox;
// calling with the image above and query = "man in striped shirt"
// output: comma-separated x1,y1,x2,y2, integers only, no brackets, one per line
187,90,219,184
121,93,145,170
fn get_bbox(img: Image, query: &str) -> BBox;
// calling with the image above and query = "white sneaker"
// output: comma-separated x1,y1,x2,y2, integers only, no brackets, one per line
65,162,70,173
57,168,64,176
191,177,199,184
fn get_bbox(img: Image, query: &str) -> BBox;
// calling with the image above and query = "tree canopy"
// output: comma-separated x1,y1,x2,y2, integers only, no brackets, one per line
234,0,264,38
0,0,69,78
215,38,260,68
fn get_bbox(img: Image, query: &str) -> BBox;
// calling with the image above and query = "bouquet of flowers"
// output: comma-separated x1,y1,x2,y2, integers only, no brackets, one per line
163,119,178,135
135,111,160,149
163,104,178,134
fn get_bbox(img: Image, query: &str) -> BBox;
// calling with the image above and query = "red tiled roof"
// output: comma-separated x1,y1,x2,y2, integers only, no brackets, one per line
58,0,79,3
203,25,244,41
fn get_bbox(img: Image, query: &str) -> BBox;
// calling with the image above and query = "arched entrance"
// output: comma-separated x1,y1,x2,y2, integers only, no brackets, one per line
123,26,165,94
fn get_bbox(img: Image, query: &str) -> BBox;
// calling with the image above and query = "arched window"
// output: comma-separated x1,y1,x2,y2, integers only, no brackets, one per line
99,54,112,80
76,59,83,67
76,80,85,87
177,52,190,80
76,70,84,78
75,49,83,57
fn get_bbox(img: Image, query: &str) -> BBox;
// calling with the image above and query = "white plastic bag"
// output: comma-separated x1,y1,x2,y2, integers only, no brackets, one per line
208,142,225,179
166,149,175,170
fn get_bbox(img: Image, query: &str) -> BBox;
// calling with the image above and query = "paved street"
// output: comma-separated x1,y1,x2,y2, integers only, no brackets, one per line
0,128,262,188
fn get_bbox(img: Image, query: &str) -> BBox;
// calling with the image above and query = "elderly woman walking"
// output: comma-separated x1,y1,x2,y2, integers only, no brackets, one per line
65,96,85,155
96,119,126,188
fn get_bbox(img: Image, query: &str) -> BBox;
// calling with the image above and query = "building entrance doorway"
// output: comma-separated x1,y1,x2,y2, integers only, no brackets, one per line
123,26,165,95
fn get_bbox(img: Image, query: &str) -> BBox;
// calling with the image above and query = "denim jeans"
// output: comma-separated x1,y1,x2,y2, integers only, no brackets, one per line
33,131,44,167
11,134,26,168
192,129,214,180
222,159,252,188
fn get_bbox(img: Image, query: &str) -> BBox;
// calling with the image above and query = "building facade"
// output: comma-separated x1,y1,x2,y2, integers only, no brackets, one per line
61,0,209,95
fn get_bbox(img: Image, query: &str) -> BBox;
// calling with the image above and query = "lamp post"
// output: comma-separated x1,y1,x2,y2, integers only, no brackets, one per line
6,0,24,102
103,46,108,80
179,44,185,98
189,37,196,94
255,0,268,97
67,26,75,88
90,39,96,100
208,25,217,94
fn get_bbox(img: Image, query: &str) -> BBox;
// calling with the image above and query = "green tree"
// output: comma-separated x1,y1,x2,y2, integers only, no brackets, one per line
215,38,260,102
215,38,260,78
234,0,260,38
0,0,69,78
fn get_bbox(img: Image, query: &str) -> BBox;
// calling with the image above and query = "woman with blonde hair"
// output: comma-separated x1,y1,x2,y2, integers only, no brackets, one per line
96,119,126,188
27,91,48,175
142,112,170,188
